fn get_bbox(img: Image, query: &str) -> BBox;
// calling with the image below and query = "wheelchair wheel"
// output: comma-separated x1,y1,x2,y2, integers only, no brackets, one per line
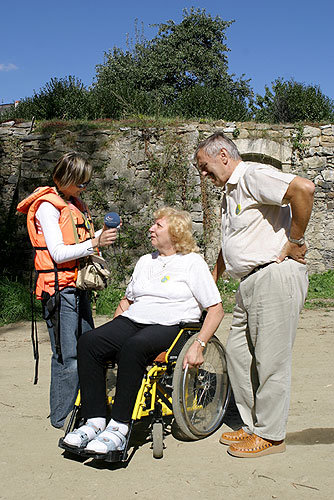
172,335,230,440
152,422,164,459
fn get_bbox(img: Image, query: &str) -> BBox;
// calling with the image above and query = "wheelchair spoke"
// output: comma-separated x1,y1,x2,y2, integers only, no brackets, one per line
172,335,230,439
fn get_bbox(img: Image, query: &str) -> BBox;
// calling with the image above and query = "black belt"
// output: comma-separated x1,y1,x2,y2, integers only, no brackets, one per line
241,261,275,282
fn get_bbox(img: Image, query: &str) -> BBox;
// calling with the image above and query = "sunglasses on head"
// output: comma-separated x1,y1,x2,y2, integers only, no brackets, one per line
76,180,90,189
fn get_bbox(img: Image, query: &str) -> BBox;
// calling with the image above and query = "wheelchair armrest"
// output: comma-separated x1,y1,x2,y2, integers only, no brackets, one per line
179,310,206,329
179,321,202,329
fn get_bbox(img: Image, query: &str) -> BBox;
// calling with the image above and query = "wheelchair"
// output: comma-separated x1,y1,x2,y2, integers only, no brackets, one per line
58,321,230,462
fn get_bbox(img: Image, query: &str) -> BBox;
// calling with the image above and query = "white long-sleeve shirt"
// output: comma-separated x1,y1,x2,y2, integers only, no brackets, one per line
35,202,102,264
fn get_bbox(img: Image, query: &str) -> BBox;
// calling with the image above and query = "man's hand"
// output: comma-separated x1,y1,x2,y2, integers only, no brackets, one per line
276,240,307,264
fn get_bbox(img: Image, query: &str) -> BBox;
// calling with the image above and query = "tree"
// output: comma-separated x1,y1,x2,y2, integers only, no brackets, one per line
93,8,253,119
254,78,334,123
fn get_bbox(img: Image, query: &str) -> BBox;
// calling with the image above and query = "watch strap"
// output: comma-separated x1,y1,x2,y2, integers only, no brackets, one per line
288,236,305,246
195,338,206,348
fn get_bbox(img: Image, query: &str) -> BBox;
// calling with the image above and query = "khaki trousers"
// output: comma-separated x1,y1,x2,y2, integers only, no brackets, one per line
226,259,309,440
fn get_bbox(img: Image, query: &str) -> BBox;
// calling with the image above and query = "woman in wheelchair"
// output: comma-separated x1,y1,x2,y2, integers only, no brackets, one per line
63,206,224,454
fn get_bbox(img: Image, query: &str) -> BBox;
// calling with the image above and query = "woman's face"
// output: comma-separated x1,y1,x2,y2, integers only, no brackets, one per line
149,217,175,254
57,182,88,200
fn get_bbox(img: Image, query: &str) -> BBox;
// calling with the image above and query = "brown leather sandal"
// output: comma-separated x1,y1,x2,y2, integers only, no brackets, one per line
227,433,286,458
219,428,251,445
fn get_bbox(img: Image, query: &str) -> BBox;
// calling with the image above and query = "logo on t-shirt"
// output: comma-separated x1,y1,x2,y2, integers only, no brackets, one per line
161,275,170,283
235,203,241,215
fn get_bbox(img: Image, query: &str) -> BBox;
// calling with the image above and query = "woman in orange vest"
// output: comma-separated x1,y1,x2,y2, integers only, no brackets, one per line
17,152,118,429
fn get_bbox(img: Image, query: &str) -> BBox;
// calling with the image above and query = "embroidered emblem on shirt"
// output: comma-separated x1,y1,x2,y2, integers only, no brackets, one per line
235,204,241,215
161,275,170,283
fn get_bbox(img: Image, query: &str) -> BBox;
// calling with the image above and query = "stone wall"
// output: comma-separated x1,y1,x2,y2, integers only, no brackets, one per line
0,119,333,279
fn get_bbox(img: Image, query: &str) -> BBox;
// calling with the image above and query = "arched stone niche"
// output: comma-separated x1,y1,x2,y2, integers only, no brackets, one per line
234,138,293,172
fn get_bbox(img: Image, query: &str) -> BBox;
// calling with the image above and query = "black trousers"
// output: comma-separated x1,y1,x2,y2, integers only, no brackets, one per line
77,315,180,422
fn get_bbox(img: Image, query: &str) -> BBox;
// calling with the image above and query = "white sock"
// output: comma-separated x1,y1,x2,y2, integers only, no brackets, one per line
64,417,106,446
85,418,129,453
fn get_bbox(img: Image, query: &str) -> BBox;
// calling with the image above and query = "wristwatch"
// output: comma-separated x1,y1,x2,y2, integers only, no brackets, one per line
195,338,206,348
288,236,305,246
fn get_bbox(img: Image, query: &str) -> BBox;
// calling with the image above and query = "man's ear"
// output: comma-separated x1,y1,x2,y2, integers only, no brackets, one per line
219,148,229,164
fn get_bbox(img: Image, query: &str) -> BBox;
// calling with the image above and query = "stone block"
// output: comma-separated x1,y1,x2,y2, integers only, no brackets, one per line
309,137,320,147
322,168,334,182
14,122,33,129
237,129,249,139
321,126,334,136
0,121,15,127
303,126,321,137
303,156,327,168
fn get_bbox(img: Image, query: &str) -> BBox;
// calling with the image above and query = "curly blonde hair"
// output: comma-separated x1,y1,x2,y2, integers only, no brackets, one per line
153,207,199,254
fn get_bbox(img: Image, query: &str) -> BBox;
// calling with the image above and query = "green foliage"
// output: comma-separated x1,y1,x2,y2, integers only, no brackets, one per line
93,8,253,119
13,76,94,121
170,85,251,121
95,282,126,316
254,78,334,123
1,271,334,325
0,277,43,326
216,276,239,313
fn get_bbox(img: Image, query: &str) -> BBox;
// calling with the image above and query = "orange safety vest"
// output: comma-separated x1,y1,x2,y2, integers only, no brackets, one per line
17,186,94,299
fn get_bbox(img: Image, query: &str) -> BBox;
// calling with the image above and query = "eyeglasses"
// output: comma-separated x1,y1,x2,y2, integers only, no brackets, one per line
76,180,90,189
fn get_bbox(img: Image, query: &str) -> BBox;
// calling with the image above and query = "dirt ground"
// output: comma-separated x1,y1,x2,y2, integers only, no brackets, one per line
1,308,333,500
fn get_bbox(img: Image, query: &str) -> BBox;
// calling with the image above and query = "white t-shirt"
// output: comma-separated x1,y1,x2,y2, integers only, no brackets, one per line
35,202,101,264
221,161,296,279
122,252,222,326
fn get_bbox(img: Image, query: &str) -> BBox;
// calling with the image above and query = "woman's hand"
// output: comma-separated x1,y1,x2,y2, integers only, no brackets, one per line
182,341,205,369
182,302,224,370
92,228,118,248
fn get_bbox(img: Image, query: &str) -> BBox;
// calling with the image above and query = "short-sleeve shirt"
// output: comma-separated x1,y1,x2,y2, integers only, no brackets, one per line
221,161,296,279
122,252,222,325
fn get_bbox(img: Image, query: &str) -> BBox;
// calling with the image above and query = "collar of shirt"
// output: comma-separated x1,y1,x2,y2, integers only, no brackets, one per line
225,161,247,187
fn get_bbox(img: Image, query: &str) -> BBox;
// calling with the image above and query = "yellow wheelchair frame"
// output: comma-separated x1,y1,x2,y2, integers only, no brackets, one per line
59,321,230,462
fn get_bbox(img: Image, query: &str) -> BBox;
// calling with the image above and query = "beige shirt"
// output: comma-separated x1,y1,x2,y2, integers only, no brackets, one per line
221,161,296,279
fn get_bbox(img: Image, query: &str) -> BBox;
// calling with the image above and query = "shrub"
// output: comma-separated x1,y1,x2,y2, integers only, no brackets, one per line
254,78,334,123
14,76,94,121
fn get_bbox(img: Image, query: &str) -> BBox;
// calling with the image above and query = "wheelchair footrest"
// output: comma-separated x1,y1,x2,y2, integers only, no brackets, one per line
58,437,127,462
82,449,126,462
58,437,88,457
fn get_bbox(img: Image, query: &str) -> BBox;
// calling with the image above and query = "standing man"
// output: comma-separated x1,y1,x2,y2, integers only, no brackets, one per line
195,132,314,458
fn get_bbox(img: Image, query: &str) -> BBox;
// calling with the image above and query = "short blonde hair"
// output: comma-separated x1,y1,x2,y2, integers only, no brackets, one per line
53,152,92,189
154,206,199,254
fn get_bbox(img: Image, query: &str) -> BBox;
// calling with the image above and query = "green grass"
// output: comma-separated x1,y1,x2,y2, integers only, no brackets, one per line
0,270,333,326
304,270,334,309
0,277,43,326
33,115,189,135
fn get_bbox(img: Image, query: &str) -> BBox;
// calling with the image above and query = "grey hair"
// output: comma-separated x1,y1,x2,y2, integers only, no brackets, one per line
195,132,241,161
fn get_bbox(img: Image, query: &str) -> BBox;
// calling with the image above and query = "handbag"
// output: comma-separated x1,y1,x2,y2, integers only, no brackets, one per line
67,204,111,291
76,254,111,291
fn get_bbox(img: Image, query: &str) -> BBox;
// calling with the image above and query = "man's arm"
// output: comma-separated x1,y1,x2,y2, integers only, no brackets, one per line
212,249,226,283
277,176,315,264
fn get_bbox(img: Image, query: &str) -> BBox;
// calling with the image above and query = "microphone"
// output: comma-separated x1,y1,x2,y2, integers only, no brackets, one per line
104,212,121,229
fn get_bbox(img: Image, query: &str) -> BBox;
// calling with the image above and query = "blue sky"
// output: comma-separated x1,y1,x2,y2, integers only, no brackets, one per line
1,0,333,104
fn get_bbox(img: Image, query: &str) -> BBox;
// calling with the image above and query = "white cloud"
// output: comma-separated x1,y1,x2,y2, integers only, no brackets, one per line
0,63,18,72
